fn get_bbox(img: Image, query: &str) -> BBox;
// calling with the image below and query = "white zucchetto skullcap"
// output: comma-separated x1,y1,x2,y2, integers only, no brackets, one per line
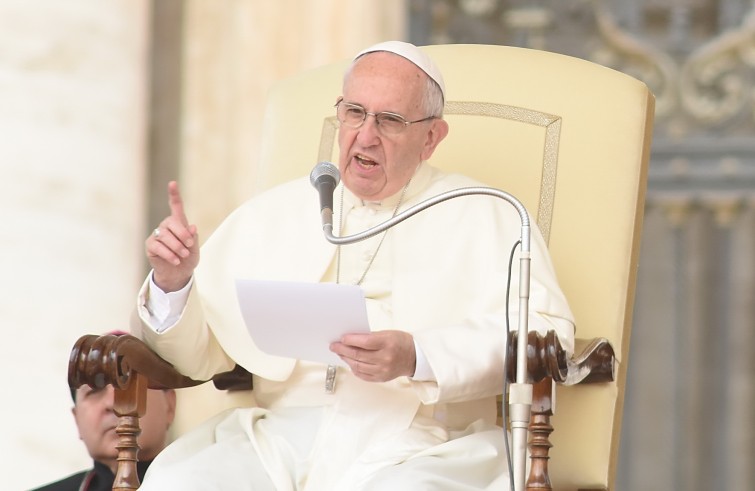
354,40,445,100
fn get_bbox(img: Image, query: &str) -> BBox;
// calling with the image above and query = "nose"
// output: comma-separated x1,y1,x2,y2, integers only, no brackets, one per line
103,385,115,412
356,113,381,145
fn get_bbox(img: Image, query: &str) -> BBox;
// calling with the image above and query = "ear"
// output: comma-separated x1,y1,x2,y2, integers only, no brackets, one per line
164,389,178,426
71,406,84,440
420,119,449,161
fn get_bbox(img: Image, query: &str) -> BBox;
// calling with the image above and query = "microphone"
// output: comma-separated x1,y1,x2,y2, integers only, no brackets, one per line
309,161,340,230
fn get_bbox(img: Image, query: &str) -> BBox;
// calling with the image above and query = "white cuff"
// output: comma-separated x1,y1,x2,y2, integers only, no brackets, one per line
411,338,436,382
145,272,193,333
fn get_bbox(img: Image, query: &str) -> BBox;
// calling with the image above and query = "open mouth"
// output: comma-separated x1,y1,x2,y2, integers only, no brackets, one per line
355,154,378,168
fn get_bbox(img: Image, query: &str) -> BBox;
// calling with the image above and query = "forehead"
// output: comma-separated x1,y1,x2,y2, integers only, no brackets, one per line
344,52,426,109
75,384,108,399
76,384,93,394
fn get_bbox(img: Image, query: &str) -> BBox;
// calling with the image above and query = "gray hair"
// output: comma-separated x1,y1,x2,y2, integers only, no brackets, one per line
422,75,445,118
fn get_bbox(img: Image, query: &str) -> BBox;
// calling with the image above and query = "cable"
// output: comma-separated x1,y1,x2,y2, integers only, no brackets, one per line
501,238,521,491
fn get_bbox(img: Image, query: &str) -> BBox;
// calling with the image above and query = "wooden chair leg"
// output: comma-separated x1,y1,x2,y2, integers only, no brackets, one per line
526,377,554,491
112,371,147,491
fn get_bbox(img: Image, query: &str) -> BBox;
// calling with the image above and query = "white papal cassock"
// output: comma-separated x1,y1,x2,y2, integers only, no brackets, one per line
132,163,575,490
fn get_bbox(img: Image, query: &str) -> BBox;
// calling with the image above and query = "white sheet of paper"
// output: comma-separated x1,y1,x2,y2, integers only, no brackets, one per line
235,279,370,367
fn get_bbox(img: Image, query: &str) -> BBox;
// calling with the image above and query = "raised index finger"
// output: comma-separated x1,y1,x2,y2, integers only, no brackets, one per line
167,181,189,226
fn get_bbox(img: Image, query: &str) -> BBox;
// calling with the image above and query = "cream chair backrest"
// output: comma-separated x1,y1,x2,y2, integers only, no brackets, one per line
251,44,654,490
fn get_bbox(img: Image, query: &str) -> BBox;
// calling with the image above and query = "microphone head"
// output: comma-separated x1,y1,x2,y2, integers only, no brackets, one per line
309,161,340,188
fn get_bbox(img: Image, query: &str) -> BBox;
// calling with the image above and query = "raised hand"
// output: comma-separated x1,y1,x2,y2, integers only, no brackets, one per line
146,181,200,292
330,330,417,383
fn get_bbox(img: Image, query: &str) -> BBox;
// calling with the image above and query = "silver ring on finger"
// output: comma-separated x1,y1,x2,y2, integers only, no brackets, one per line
153,227,161,238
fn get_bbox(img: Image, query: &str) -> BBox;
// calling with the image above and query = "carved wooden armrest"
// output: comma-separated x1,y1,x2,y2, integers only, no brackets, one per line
505,331,616,491
68,333,252,490
505,330,615,385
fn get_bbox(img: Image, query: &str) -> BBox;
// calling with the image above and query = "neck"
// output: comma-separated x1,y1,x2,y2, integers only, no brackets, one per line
96,457,118,476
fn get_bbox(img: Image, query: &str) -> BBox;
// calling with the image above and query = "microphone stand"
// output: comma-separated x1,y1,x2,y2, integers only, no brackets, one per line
319,186,532,491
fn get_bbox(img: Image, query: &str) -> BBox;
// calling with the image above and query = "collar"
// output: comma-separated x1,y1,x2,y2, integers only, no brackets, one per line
341,162,432,211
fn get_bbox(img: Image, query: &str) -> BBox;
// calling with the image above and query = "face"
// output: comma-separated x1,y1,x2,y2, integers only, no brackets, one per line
73,385,176,470
337,52,448,201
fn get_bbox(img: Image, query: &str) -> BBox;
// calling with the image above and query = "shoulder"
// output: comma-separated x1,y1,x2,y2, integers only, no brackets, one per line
425,165,487,191
419,165,520,218
200,174,322,255
222,176,314,224
244,176,313,208
29,470,88,491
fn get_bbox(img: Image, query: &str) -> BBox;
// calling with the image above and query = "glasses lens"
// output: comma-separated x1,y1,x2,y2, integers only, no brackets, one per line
375,113,408,135
338,103,366,128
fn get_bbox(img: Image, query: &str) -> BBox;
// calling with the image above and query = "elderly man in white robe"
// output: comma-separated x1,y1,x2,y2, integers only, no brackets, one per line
133,40,575,490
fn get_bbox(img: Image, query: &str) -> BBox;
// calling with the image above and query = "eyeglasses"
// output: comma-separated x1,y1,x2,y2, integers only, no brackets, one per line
335,99,436,135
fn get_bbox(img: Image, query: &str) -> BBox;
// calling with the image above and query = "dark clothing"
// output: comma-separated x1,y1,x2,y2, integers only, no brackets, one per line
30,460,152,491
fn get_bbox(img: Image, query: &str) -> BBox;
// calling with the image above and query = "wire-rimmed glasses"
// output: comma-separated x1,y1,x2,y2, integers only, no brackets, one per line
335,99,436,135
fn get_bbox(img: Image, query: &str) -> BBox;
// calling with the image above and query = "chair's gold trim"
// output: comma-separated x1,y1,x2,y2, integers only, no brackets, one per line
538,118,561,244
318,102,561,243
318,117,339,164
444,101,561,244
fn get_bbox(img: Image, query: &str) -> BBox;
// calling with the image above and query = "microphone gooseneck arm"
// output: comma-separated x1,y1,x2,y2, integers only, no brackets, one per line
321,184,533,491
322,186,530,248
